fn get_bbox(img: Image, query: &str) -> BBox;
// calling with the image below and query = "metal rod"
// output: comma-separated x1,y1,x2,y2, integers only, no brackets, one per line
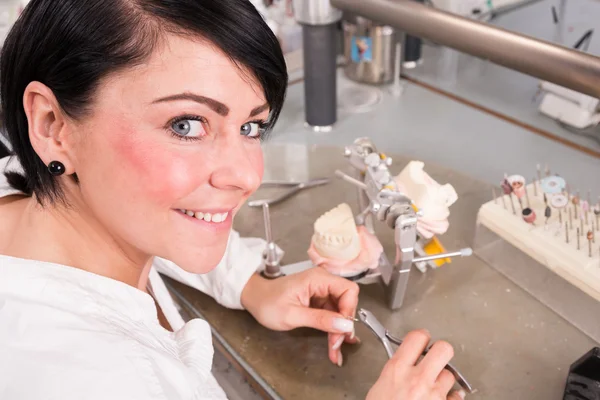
330,0,600,98
577,228,580,250
262,203,273,244
335,170,368,190
412,248,472,264
565,222,569,244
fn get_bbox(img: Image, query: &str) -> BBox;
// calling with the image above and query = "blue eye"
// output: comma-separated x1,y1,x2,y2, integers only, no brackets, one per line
171,118,204,138
240,122,266,138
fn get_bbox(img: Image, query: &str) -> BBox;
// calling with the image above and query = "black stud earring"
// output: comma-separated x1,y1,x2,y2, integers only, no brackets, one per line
48,161,66,176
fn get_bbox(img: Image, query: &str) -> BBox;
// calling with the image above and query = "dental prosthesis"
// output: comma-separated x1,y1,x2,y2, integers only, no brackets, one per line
394,161,458,240
308,203,383,278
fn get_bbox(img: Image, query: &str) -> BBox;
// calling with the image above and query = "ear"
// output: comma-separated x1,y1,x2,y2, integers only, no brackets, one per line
23,81,76,174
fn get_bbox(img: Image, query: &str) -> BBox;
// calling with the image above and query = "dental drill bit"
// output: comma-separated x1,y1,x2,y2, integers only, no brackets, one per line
559,208,563,224
588,231,594,257
581,218,584,236
577,228,581,250
537,164,542,183
533,177,538,196
565,222,569,244
545,205,551,225
525,185,531,207
545,164,550,177
569,208,573,230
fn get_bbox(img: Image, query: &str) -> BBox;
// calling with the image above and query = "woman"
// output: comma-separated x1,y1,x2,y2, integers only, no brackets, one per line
0,1,464,399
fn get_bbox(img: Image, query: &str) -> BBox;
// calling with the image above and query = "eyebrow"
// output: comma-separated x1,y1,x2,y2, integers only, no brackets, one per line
152,92,269,118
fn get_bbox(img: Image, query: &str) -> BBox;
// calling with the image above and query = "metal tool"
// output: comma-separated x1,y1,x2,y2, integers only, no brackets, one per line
357,308,474,394
261,203,284,279
248,178,330,207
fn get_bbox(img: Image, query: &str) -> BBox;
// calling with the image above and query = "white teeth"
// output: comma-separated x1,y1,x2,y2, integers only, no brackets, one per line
180,210,229,223
312,203,361,261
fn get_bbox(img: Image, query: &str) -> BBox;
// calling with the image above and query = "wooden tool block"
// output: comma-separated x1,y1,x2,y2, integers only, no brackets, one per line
477,182,600,302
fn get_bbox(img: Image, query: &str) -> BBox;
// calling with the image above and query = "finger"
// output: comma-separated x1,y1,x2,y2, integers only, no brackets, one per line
323,300,360,345
286,306,354,334
392,329,431,366
418,340,455,382
329,333,344,366
447,389,466,400
435,368,456,394
304,269,359,321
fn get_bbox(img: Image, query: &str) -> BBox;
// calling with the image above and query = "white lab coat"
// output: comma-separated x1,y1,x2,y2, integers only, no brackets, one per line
0,156,267,399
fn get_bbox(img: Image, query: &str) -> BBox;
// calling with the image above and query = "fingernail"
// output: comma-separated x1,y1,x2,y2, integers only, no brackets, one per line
337,350,343,367
332,336,345,351
350,327,355,340
333,318,354,333
458,389,466,399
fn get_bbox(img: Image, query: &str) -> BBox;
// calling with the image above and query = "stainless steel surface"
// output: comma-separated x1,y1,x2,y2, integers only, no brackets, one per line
358,308,475,394
248,178,331,208
292,0,342,25
330,0,600,99
342,21,397,85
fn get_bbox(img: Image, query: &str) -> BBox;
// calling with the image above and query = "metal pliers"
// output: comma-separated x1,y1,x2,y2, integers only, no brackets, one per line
357,308,475,394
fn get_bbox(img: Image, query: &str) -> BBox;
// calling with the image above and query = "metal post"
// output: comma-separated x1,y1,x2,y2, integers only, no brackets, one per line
293,0,342,131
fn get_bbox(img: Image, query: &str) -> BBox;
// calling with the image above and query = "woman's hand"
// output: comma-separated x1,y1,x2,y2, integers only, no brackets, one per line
241,268,360,366
367,329,466,400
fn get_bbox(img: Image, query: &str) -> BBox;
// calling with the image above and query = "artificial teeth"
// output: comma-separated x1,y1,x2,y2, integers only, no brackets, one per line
312,203,361,261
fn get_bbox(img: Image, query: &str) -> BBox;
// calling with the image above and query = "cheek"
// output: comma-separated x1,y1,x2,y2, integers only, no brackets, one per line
105,128,204,205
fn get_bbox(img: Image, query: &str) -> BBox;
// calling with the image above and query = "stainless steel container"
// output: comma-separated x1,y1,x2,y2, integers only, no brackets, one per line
343,16,396,85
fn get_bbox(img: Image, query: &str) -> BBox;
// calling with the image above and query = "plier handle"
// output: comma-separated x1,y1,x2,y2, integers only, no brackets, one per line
357,308,475,394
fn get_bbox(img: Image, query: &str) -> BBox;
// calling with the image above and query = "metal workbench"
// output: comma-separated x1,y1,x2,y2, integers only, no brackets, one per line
166,143,598,400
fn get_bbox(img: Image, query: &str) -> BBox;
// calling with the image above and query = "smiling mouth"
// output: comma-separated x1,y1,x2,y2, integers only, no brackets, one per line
177,209,230,224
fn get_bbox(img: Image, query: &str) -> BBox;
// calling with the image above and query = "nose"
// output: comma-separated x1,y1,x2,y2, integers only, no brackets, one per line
209,135,262,193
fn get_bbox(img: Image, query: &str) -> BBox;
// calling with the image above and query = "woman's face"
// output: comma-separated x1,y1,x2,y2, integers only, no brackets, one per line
67,35,268,273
